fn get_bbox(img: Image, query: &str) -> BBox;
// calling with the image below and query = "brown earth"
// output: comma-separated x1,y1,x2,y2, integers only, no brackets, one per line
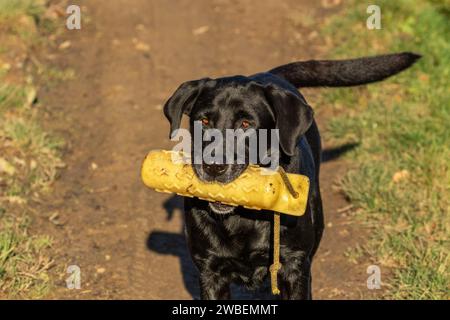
34,0,382,299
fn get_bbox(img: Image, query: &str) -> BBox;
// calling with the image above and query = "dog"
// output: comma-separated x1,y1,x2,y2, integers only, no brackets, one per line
163,52,420,299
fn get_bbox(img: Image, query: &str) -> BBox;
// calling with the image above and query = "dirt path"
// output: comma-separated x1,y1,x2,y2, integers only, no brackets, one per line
37,0,376,299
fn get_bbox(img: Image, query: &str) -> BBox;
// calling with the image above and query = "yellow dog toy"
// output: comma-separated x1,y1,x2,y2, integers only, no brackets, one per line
141,150,310,294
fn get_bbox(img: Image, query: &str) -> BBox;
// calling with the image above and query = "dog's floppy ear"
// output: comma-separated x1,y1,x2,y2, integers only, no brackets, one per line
264,85,314,156
163,78,211,138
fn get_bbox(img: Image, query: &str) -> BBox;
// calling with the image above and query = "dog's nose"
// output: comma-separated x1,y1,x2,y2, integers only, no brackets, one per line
203,163,228,177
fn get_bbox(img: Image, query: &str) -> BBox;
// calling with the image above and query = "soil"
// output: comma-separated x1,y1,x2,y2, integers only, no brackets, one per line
35,0,381,299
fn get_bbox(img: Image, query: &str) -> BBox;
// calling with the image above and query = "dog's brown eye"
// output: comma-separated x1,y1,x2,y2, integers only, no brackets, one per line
241,120,250,129
201,118,209,126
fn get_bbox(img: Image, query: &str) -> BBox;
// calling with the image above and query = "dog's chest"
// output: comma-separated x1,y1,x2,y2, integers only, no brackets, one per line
213,216,272,285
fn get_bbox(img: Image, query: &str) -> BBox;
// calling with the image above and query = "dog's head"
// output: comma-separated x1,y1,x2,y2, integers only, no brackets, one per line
163,76,313,214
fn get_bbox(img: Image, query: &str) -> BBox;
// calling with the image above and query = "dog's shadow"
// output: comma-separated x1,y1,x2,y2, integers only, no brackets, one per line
146,143,358,299
146,196,272,299
146,196,200,298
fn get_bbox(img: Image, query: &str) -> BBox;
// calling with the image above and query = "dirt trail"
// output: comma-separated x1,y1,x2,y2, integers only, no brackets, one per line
38,0,377,299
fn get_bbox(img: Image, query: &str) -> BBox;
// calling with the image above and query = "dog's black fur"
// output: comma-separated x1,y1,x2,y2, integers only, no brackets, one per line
163,52,420,299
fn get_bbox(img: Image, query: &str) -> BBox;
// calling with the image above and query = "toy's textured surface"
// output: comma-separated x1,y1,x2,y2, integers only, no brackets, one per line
141,150,310,216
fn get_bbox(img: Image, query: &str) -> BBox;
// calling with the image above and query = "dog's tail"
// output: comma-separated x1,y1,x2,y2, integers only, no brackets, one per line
268,52,421,88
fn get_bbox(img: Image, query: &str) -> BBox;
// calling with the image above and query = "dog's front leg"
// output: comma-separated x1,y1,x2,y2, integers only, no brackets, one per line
199,272,231,300
279,259,312,300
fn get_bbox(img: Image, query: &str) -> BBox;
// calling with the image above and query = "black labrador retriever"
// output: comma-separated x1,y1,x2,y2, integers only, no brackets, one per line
163,52,420,299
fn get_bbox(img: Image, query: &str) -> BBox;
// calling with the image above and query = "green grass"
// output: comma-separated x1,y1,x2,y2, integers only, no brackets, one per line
0,84,29,113
1,118,65,196
0,213,53,298
0,0,45,20
319,0,449,299
0,0,64,298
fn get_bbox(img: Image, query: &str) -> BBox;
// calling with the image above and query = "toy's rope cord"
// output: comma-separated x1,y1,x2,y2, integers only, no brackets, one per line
270,167,299,295
278,167,299,199
269,212,281,295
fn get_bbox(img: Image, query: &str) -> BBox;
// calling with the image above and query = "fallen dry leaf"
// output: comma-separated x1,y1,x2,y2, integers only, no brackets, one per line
321,0,341,9
3,196,26,204
392,169,410,183
30,159,37,170
12,157,26,167
49,212,64,226
58,40,71,50
192,25,209,36
2,63,11,71
25,86,37,108
419,73,429,83
0,157,16,175
44,4,66,20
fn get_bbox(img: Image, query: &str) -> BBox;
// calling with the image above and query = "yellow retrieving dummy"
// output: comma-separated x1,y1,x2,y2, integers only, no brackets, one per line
141,150,309,216
141,150,310,295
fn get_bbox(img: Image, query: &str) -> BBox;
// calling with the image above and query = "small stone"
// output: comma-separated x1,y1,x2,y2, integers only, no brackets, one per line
96,267,106,274
134,41,150,52
135,24,145,31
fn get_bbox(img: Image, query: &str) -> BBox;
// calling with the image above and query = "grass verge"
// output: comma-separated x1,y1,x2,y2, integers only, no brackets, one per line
0,0,64,298
319,0,449,299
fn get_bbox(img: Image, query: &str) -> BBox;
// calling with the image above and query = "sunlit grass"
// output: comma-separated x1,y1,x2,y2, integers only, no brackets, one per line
319,0,449,299
0,213,53,298
0,0,44,20
0,0,63,298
